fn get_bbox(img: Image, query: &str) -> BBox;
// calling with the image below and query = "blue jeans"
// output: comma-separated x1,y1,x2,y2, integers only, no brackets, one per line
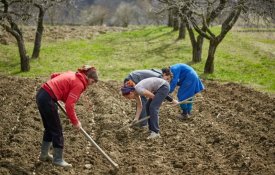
146,85,169,133
138,96,148,127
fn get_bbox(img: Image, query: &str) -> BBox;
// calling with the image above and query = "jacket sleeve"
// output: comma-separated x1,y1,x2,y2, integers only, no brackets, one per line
169,68,179,93
65,86,84,125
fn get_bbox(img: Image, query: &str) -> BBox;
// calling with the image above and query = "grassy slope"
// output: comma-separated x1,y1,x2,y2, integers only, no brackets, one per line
0,26,274,93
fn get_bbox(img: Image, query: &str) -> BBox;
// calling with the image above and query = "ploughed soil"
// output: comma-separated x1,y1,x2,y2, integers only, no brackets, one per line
0,75,274,175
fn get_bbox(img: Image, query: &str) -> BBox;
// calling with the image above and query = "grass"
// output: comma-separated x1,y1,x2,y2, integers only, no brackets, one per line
0,25,274,93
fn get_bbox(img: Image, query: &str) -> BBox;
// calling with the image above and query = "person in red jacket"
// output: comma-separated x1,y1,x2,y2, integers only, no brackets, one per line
36,65,98,167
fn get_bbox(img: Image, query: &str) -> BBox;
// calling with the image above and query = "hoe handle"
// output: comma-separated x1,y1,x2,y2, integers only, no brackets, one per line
79,127,119,169
119,116,150,131
56,101,119,169
177,96,194,105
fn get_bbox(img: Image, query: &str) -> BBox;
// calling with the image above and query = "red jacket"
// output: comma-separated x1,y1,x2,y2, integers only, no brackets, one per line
42,71,88,125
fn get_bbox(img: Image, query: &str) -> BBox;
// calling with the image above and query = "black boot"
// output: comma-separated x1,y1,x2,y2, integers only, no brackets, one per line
178,111,190,120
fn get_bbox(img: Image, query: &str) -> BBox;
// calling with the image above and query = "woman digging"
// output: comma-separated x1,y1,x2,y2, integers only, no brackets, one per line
36,65,98,167
164,63,205,119
121,77,178,139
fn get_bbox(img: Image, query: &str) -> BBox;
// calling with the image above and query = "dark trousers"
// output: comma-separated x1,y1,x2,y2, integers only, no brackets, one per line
36,88,64,148
146,85,169,133
139,96,148,126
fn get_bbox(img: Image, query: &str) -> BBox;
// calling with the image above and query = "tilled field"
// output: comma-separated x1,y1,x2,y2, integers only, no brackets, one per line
0,75,274,175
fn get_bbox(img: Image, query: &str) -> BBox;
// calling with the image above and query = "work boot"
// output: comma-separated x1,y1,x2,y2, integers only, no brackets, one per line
53,148,72,168
177,112,191,120
39,141,53,162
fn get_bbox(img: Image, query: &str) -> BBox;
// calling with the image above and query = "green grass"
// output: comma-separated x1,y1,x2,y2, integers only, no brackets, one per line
0,25,274,93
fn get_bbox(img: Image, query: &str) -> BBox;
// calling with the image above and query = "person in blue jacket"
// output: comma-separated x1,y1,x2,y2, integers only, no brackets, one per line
166,63,204,119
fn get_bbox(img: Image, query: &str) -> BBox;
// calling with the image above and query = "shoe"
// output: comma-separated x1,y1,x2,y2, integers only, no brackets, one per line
177,113,191,120
147,131,160,139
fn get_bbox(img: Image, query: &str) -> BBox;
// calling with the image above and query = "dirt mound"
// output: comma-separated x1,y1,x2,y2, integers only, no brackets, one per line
0,25,127,44
0,75,274,175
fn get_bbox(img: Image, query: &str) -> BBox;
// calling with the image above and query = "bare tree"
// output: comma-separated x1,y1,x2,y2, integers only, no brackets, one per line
81,5,109,26
160,0,274,73
241,0,275,27
32,0,54,59
32,0,76,59
0,0,31,72
187,0,246,73
159,0,246,73
113,2,133,27
136,0,166,25
158,0,206,62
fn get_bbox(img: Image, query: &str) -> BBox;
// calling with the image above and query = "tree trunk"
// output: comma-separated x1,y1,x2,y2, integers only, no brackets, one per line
2,23,30,72
173,16,179,31
16,36,30,72
178,20,186,40
186,21,202,63
168,9,173,27
32,7,45,59
204,40,218,74
193,35,203,62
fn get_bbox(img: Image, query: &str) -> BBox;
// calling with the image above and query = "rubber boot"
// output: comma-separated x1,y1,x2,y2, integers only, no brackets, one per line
39,141,53,161
53,148,72,168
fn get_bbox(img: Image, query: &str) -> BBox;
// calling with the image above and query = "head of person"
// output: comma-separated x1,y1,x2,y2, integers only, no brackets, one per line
78,65,98,85
121,80,136,99
161,67,173,82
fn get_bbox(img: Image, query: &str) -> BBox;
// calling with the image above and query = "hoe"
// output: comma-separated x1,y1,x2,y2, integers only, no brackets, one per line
56,101,119,170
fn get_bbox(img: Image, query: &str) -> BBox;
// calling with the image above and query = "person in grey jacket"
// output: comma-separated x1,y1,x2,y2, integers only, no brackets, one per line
121,77,178,139
123,69,173,127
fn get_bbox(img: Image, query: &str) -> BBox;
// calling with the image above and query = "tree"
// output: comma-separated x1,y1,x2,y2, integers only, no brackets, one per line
241,0,275,27
160,0,275,73
159,0,246,73
113,2,133,27
178,17,186,40
136,0,166,25
32,0,76,59
81,5,108,26
186,0,246,73
0,0,30,72
159,0,205,62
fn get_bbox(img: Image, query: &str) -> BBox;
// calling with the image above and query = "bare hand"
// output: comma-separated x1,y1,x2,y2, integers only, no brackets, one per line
74,122,82,130
172,99,179,106
131,118,139,125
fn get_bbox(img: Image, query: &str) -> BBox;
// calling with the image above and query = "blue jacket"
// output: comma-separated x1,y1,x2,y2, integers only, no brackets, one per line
170,64,204,100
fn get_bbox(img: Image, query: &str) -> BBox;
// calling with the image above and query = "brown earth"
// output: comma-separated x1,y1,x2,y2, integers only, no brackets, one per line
0,25,128,44
0,74,274,175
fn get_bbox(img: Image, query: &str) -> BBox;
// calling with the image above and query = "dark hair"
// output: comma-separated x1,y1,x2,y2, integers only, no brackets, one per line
162,67,173,78
78,65,98,82
87,68,98,82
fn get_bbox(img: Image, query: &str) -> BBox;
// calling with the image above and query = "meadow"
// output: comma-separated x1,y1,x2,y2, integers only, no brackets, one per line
0,26,274,93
